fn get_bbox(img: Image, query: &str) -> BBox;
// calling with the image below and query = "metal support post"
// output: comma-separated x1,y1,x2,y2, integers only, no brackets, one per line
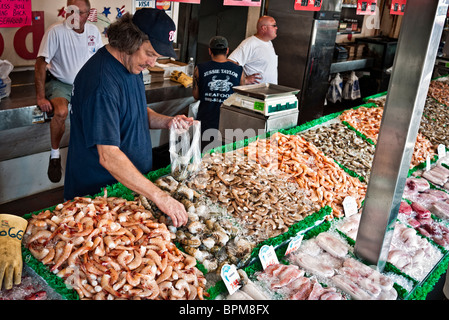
354,0,448,270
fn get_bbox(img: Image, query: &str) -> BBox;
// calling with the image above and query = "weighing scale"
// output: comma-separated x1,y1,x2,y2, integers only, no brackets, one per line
218,83,300,144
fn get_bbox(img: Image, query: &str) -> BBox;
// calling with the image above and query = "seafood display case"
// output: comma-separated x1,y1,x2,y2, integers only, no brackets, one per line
218,83,300,144
7,0,449,303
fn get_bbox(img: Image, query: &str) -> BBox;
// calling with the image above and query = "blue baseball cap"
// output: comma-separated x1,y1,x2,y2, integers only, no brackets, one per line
132,8,177,58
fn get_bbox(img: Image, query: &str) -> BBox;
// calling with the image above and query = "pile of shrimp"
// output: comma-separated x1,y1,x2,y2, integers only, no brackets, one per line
428,80,449,107
339,106,436,168
24,193,206,300
243,132,367,218
188,151,319,244
339,106,383,143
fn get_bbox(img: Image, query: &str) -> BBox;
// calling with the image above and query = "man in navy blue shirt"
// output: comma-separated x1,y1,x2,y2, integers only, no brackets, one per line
65,9,192,227
192,36,244,152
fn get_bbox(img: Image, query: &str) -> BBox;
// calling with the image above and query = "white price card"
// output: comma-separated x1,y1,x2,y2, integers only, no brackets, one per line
259,245,279,270
426,155,431,171
438,144,446,159
343,196,358,217
285,233,304,256
220,264,241,295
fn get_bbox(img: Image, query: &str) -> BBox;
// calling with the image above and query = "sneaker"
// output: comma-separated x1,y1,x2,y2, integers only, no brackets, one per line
47,156,62,183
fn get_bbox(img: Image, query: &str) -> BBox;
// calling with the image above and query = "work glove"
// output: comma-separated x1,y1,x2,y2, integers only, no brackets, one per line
170,70,192,88
0,214,28,290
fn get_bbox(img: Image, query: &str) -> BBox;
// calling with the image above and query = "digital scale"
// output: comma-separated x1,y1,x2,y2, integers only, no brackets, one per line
218,83,300,144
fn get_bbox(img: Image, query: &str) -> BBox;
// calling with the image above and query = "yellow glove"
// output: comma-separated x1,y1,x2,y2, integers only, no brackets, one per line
170,70,192,88
0,214,28,290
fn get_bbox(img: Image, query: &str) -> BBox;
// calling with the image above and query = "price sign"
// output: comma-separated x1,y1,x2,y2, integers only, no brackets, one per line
223,0,262,7
220,264,241,295
259,245,279,270
294,0,323,11
0,0,32,28
438,144,446,159
285,233,304,256
356,0,377,15
390,0,406,15
343,196,358,217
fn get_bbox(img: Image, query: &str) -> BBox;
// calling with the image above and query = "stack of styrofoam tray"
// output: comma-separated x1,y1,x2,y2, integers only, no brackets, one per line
223,93,298,116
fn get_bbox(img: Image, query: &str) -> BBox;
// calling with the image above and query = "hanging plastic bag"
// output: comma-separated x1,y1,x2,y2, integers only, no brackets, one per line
188,100,200,119
169,120,201,181
0,60,13,99
343,71,361,100
327,73,343,103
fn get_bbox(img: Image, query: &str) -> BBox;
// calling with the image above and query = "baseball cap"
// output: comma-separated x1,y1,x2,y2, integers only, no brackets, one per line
209,36,228,49
132,8,177,58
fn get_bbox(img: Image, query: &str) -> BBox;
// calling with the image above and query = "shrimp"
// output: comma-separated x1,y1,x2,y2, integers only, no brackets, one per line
28,246,50,260
126,271,141,287
140,276,159,299
101,274,123,298
68,244,92,266
25,229,52,244
72,217,94,237
51,242,74,272
41,248,55,265
127,250,142,270
158,281,173,300
146,249,163,270
156,265,173,284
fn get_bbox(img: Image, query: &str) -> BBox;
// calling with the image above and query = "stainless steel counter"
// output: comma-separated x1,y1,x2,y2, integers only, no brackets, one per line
0,70,192,130
0,69,194,204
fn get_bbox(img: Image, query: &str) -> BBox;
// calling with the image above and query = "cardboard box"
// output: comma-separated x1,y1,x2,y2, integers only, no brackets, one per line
148,66,165,83
153,58,188,78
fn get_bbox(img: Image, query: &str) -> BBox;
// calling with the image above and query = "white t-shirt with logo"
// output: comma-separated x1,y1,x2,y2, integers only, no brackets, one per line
229,35,278,84
38,21,103,85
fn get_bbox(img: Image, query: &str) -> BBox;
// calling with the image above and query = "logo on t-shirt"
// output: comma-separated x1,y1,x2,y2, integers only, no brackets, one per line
208,76,233,92
88,35,97,53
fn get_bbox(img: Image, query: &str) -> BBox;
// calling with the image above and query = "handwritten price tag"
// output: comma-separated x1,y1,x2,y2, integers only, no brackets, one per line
285,233,304,256
220,264,241,295
343,196,358,217
259,245,279,270
438,144,446,159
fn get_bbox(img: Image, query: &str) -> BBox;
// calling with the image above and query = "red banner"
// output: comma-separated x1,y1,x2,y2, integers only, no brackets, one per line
0,0,32,28
223,0,262,7
390,0,406,15
294,0,323,12
356,0,377,15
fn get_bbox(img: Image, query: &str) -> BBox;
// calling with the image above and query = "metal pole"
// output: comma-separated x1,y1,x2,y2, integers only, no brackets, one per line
354,0,448,270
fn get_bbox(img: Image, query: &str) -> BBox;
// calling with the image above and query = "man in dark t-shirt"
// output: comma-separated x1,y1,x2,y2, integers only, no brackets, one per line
64,9,192,227
192,36,244,152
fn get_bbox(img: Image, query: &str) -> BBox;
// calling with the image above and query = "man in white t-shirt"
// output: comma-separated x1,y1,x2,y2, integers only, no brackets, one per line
35,0,102,183
228,15,278,85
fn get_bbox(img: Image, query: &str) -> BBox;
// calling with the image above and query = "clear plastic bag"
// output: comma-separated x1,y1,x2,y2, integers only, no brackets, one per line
0,59,13,99
327,73,343,103
169,120,201,181
343,71,361,100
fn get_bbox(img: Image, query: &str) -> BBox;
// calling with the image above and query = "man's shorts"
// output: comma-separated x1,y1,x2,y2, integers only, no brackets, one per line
45,78,72,103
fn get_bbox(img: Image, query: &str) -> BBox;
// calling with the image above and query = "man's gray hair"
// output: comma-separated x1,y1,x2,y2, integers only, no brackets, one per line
107,13,149,55
67,0,91,10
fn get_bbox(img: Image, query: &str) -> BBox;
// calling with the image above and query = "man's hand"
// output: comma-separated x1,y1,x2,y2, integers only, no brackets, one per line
37,97,53,113
168,114,194,130
153,192,189,227
245,73,262,84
